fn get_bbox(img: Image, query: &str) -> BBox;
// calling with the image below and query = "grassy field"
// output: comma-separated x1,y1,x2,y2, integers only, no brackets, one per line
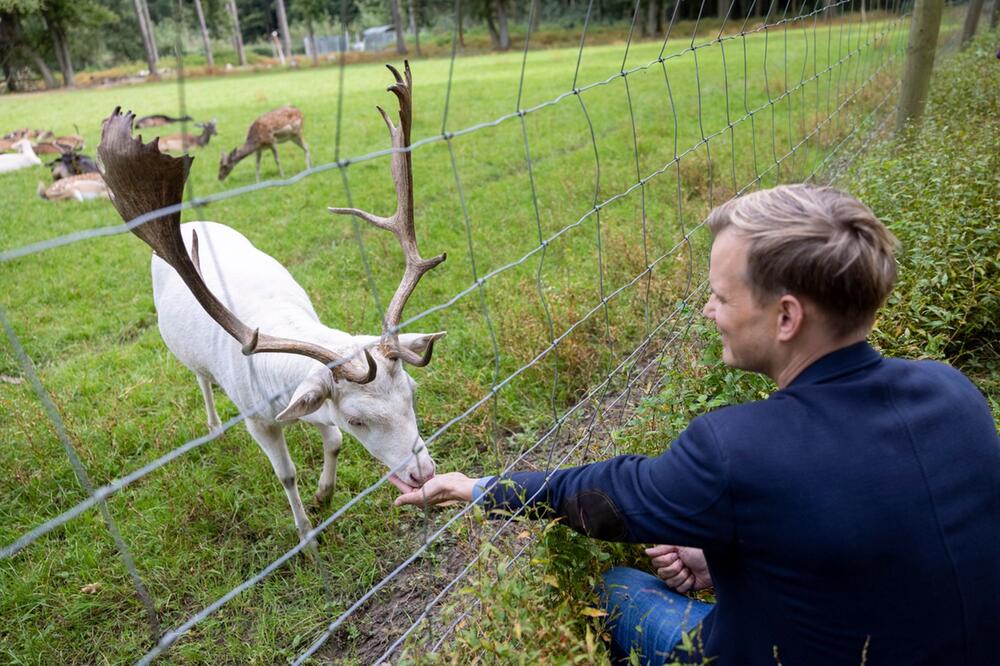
0,11,913,664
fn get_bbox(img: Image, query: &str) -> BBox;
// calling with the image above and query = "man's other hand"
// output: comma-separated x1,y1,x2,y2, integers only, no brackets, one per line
394,472,477,508
645,544,713,593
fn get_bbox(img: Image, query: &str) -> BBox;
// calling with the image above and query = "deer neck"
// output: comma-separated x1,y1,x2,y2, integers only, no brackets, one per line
229,139,260,165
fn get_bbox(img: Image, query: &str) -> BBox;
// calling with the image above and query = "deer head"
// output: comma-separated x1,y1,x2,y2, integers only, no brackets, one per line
218,148,237,180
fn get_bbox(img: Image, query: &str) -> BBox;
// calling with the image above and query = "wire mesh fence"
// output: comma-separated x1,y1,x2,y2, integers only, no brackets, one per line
0,0,950,661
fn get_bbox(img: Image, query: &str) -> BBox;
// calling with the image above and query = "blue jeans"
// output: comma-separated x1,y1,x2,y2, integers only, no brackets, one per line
598,566,715,665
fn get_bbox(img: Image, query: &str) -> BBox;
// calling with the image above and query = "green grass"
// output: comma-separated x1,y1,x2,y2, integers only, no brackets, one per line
0,13,915,664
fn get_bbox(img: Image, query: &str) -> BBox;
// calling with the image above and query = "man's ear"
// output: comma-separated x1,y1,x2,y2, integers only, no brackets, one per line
276,370,332,422
396,332,447,355
776,294,806,342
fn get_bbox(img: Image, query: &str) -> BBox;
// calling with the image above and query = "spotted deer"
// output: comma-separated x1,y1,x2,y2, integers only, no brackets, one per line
157,120,217,153
37,172,109,201
218,105,311,182
98,62,444,547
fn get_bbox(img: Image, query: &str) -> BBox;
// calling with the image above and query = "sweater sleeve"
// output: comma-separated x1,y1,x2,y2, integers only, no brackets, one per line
481,415,736,548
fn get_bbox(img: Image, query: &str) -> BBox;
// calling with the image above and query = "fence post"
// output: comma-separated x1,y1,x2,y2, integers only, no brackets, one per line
895,0,945,133
960,0,986,47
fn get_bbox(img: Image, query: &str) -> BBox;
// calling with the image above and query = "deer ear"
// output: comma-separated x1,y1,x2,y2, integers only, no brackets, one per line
396,332,446,355
276,372,331,422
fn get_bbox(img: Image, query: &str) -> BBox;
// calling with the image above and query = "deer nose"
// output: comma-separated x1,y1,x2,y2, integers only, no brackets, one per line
407,460,436,487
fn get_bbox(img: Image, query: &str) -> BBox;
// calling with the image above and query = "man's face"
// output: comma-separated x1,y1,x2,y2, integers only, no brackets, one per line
702,230,781,374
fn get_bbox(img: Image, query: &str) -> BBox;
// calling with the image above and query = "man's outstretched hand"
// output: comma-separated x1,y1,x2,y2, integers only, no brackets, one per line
645,544,713,593
394,472,477,507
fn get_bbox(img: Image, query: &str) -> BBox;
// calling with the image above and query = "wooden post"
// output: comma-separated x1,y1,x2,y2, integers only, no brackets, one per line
959,0,985,47
895,0,944,133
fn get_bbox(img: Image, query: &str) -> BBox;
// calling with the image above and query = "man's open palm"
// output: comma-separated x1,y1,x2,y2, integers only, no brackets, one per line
645,544,713,593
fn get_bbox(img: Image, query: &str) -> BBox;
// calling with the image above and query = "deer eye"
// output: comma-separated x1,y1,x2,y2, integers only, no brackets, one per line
347,418,366,428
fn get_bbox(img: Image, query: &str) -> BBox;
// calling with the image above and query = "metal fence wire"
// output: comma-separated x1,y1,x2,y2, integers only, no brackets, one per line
1,0,925,661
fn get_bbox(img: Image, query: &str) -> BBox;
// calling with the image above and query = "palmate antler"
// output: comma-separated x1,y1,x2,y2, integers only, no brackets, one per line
329,62,447,366
98,107,376,384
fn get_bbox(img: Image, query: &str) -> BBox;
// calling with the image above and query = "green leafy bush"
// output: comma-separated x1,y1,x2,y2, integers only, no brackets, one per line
852,34,1000,382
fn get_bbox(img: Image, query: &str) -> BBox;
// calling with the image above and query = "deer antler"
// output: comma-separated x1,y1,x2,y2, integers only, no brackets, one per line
99,107,376,384
329,62,446,366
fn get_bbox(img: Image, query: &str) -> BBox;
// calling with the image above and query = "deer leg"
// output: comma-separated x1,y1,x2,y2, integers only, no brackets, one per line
254,150,262,183
196,373,222,435
313,424,342,504
270,145,283,177
292,135,312,169
245,418,317,554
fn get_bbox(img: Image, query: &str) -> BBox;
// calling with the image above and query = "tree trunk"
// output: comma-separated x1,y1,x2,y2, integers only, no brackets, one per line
484,1,501,49
989,0,998,29
132,0,158,75
193,0,215,68
457,0,465,47
718,0,729,20
408,0,422,56
275,0,292,63
896,0,944,132
530,0,542,32
306,19,318,65
645,0,659,36
496,0,510,50
959,0,985,47
226,0,246,66
56,26,74,85
390,0,408,55
23,45,57,88
140,0,158,67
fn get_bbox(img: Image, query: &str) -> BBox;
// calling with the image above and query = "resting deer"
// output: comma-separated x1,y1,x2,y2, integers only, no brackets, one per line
0,139,42,173
37,172,109,201
49,150,100,180
157,121,217,153
218,105,311,182
136,113,194,129
98,63,443,546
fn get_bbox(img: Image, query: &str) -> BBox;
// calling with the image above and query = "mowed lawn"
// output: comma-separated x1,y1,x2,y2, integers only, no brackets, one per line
0,14,907,664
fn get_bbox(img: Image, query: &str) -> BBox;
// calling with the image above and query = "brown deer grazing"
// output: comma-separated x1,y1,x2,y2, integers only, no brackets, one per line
157,121,218,153
135,113,194,129
218,106,312,182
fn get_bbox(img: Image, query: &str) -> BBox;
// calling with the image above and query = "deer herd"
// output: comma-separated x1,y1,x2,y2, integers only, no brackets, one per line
4,97,312,201
88,62,442,548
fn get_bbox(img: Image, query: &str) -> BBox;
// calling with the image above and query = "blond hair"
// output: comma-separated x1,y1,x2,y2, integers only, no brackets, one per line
707,184,899,336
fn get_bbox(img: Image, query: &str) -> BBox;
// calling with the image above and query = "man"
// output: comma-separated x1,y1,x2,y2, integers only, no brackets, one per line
396,185,1000,665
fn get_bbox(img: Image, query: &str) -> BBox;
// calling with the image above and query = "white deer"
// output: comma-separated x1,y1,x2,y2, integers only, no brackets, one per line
0,139,42,173
98,62,444,545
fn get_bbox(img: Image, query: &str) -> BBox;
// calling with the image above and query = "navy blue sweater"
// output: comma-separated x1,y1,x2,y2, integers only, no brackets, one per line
482,342,1000,665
